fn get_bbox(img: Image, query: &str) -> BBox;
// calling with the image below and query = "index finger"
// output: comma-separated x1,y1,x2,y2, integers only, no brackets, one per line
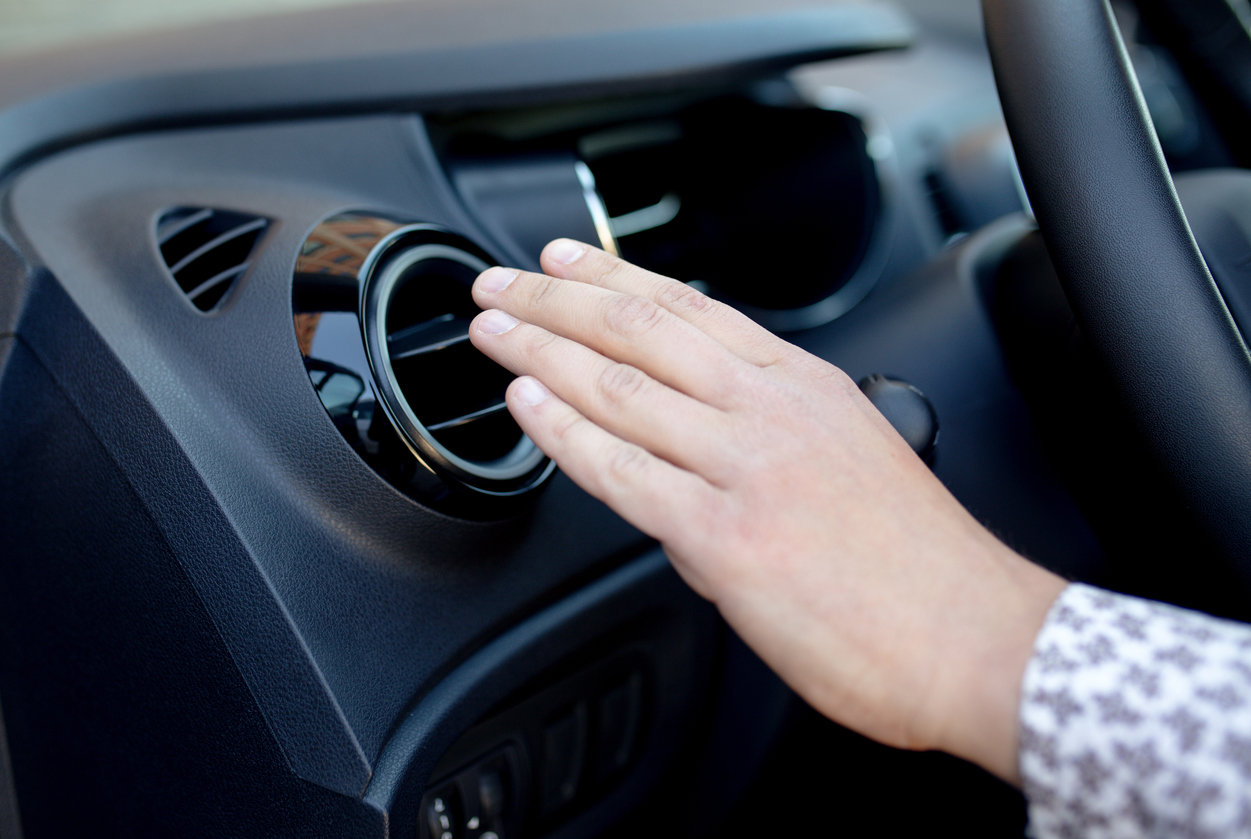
540,239,788,368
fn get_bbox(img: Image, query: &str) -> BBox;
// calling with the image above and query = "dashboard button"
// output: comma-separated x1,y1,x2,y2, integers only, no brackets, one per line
592,672,642,782
540,704,588,814
478,768,505,822
423,786,461,839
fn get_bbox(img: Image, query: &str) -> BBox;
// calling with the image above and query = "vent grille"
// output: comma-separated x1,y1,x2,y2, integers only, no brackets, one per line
157,207,270,311
360,226,550,499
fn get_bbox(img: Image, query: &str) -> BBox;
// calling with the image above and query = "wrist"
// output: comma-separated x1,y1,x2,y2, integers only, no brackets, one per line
925,546,1067,784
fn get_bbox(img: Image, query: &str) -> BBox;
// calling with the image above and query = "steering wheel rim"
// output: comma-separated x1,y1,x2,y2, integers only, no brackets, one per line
982,0,1251,589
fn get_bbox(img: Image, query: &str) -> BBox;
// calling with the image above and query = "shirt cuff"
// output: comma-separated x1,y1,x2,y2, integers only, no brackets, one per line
1019,583,1251,838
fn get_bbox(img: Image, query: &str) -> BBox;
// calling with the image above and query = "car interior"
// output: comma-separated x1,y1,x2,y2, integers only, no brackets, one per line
2,0,1251,836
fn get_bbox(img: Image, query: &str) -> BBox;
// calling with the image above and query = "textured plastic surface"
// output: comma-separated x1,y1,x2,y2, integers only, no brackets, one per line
0,332,386,835
0,94,794,835
0,118,1115,839
0,115,651,822
0,2,912,179
984,0,1251,582
0,4,908,815
0,5,1142,834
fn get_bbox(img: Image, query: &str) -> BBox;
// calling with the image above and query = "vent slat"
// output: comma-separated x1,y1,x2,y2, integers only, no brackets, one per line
185,264,249,304
425,401,510,433
156,207,269,313
388,314,473,359
156,207,214,245
168,218,269,276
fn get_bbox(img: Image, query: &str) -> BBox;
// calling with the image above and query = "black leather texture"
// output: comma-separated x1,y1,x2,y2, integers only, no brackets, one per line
983,0,1251,585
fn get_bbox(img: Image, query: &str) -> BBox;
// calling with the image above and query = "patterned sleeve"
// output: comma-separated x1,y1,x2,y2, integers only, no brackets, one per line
1019,583,1251,838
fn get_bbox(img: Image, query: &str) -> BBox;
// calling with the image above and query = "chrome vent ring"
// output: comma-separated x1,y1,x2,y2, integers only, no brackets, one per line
359,225,552,499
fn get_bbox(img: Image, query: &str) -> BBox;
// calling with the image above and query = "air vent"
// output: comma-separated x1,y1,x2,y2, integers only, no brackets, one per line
358,224,552,503
156,207,270,311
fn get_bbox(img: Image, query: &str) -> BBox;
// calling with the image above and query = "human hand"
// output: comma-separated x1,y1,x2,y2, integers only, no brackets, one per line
469,240,1066,784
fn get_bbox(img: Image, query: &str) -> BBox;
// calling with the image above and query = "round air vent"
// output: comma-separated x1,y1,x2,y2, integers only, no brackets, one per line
361,227,551,497
293,214,552,513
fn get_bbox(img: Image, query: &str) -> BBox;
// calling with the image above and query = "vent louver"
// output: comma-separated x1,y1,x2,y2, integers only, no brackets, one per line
157,207,270,311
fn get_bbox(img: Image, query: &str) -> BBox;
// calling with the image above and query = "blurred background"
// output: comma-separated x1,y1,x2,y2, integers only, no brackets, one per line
0,0,375,54
0,0,981,57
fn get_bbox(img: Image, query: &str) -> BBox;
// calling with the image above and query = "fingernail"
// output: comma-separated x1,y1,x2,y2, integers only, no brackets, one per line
476,309,519,335
514,377,549,406
546,239,585,265
477,267,518,294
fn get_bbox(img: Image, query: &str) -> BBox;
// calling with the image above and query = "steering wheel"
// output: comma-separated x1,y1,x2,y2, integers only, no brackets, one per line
982,0,1251,593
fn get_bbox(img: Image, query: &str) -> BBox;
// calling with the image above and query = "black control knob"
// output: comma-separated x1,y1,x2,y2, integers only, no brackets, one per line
857,374,939,463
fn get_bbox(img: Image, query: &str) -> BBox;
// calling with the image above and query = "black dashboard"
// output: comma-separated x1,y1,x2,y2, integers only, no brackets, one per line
0,0,1202,836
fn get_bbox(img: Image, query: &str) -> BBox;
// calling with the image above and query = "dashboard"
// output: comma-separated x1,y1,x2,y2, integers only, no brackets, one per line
2,0,1234,837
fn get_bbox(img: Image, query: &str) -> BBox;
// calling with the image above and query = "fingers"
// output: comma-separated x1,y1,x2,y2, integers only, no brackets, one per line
503,375,724,555
473,264,750,409
470,309,733,478
539,239,789,368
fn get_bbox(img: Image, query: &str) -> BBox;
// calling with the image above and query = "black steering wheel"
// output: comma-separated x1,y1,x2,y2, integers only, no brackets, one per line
982,0,1251,593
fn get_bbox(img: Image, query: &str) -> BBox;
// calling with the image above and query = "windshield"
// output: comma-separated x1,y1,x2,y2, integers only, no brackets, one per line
0,0,992,59
0,0,376,56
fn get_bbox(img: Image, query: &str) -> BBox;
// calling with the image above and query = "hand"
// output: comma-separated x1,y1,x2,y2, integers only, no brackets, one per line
469,239,1066,784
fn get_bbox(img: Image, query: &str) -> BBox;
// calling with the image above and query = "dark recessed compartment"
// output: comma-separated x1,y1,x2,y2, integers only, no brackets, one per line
430,90,887,331
584,98,884,324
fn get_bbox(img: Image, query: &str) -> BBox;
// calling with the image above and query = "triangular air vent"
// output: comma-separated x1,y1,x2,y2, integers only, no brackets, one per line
156,207,270,311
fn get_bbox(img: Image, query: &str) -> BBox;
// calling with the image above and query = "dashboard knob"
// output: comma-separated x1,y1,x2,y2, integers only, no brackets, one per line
858,374,938,463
